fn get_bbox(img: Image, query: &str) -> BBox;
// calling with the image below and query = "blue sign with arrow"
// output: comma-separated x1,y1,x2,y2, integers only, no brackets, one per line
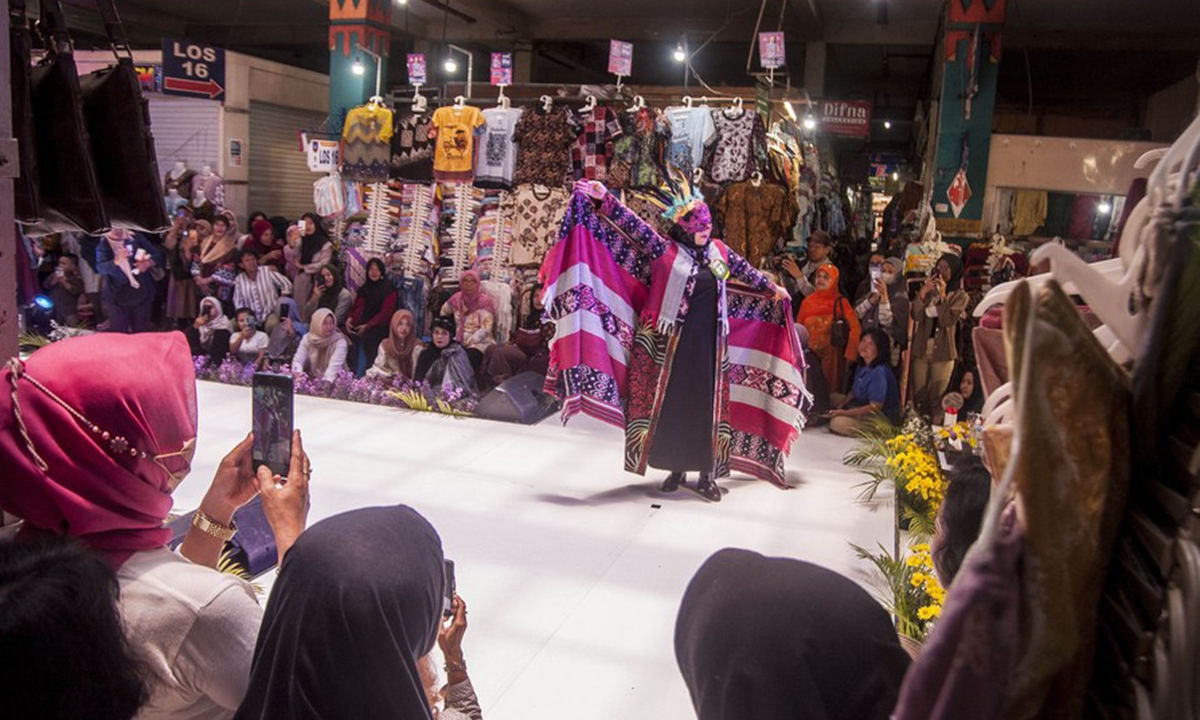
162,39,226,101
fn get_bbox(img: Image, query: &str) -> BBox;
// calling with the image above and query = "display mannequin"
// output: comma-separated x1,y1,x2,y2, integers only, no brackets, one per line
191,189,215,222
165,188,188,216
163,161,197,202
196,164,226,211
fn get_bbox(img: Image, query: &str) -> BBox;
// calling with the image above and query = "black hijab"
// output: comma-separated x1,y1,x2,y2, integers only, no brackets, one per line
300,212,330,265
357,258,392,321
675,549,911,720
317,264,346,313
233,505,445,720
939,252,964,292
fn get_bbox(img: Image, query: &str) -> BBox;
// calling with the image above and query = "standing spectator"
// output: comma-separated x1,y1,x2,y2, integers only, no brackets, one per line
165,215,200,329
302,264,354,325
232,250,292,335
245,219,286,273
194,215,238,316
293,213,334,309
292,308,348,381
42,253,84,326
781,230,835,313
230,308,270,369
345,258,397,376
910,253,969,416
854,255,909,368
97,230,163,334
797,265,860,396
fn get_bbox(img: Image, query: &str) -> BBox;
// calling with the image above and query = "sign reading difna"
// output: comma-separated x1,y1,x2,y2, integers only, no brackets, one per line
819,100,872,138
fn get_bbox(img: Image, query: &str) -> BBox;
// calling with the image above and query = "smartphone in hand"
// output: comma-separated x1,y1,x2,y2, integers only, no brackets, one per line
252,373,294,477
443,559,457,618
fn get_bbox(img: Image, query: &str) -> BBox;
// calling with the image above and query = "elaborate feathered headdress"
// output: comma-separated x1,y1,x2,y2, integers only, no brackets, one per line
659,169,710,229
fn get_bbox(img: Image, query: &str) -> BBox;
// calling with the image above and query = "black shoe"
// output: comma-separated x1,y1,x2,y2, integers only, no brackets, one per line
695,474,722,502
660,472,686,493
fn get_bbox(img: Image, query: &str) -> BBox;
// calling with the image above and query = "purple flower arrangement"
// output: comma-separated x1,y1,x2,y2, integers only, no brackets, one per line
192,357,478,416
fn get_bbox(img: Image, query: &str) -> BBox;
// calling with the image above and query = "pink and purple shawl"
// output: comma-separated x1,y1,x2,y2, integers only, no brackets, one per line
540,192,809,486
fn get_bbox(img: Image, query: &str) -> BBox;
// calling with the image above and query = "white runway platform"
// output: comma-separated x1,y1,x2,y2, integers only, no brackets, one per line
178,381,894,720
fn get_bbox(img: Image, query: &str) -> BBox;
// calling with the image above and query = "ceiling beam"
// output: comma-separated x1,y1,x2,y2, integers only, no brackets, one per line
786,0,825,41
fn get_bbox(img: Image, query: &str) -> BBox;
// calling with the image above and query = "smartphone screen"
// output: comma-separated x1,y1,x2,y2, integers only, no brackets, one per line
278,302,289,319
870,266,882,282
443,559,456,617
252,373,294,477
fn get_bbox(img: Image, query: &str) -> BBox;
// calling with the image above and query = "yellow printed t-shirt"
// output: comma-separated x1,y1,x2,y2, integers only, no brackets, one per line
431,106,486,182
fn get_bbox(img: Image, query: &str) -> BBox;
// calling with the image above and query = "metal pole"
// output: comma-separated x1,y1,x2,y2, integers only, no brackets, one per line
0,3,18,359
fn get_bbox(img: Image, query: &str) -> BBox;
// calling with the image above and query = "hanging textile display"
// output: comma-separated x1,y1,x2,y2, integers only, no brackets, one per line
609,107,669,191
715,180,793,269
437,184,486,286
468,190,512,282
506,184,570,268
475,107,524,190
512,106,579,187
341,102,394,183
705,107,767,184
571,106,624,182
664,105,716,178
390,109,436,184
431,104,486,183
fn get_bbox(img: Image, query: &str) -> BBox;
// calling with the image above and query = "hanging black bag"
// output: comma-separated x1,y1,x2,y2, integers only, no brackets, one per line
9,0,40,224
77,0,169,233
830,294,851,349
27,0,109,235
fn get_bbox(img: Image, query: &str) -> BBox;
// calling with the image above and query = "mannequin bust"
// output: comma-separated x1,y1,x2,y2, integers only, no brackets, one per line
171,161,188,180
201,164,214,177
193,189,208,208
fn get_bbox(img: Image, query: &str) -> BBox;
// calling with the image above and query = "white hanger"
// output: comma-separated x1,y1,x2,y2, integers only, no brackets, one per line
540,95,554,113
682,96,694,109
411,88,428,114
732,97,744,111
700,96,710,106
626,95,646,113
692,167,704,184
583,94,597,113
368,95,385,108
496,86,510,110
1135,148,1168,169
454,95,467,109
749,170,763,187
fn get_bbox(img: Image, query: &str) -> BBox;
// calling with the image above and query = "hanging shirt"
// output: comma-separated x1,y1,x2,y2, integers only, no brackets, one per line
341,103,395,183
706,107,765,184
391,183,438,279
1010,189,1048,237
610,108,670,191
504,184,569,267
431,105,486,183
513,106,579,187
571,106,623,182
390,110,436,184
714,180,793,269
664,106,716,176
474,107,524,190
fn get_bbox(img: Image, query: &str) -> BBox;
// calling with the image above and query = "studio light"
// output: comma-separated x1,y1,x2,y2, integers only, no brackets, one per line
673,44,687,63
1098,201,1112,214
802,115,817,131
883,119,892,129
352,58,365,76
444,57,459,73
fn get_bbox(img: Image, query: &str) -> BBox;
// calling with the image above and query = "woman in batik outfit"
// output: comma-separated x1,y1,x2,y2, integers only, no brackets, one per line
577,180,789,501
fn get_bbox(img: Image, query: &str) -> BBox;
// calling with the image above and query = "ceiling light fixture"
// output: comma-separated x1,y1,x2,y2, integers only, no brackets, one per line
883,119,892,129
783,100,797,122
444,57,459,73
1098,201,1112,214
352,57,365,76
802,115,817,131
892,171,899,181
673,43,687,63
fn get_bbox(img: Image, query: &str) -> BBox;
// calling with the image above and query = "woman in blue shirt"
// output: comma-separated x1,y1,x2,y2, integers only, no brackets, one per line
829,328,901,436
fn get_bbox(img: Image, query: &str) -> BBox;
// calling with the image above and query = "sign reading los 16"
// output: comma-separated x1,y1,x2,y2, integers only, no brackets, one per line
161,39,226,101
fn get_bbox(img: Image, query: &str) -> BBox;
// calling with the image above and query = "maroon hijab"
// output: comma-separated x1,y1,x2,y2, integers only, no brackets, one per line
0,333,198,566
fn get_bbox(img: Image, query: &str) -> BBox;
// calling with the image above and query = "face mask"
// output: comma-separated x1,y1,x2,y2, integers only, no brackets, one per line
881,272,896,284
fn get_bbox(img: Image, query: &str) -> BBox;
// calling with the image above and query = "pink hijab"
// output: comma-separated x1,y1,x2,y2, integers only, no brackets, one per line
445,271,496,342
0,333,198,567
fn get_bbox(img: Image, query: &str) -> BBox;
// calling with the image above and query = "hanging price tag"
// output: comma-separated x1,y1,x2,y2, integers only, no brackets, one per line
490,52,513,86
608,40,633,77
758,32,786,69
407,53,427,86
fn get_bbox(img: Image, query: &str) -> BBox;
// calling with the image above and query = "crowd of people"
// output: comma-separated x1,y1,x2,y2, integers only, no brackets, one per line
0,331,994,720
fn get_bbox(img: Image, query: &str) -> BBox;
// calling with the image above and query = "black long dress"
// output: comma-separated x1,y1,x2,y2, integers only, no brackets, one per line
647,255,719,473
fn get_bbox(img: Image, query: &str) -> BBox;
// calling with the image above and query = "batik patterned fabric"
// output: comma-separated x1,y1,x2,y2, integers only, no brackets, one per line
571,106,623,182
391,183,438,279
437,184,486,285
506,184,570,268
541,192,808,487
512,107,579,187
341,104,394,183
705,108,767,184
469,190,512,282
612,109,670,190
390,110,436,183
715,181,794,269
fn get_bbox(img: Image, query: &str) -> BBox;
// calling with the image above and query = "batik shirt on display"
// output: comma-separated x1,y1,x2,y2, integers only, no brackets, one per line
664,106,716,177
571,106,623,182
342,104,395,183
512,106,579,188
505,184,569,267
706,108,766,184
610,108,670,190
475,107,524,190
390,110,436,183
431,106,486,183
714,181,794,269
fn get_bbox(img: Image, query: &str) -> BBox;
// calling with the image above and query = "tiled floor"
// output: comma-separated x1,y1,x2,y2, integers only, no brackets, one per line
176,381,894,720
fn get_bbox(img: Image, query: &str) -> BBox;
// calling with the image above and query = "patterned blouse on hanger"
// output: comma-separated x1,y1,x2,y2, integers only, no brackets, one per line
512,106,579,188
571,106,623,182
705,107,767,184
390,110,436,184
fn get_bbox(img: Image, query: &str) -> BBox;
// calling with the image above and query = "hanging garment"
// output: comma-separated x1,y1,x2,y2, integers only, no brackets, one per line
468,190,512,282
512,106,579,188
1042,192,1074,237
664,106,716,178
389,109,436,184
994,188,1015,235
474,107,523,190
570,106,623,182
705,107,767,184
1067,194,1100,240
610,109,670,190
436,184,485,285
341,103,394,183
1011,189,1048,237
389,183,438,279
431,105,486,184
312,173,344,218
505,184,569,268
195,172,226,211
714,180,793,269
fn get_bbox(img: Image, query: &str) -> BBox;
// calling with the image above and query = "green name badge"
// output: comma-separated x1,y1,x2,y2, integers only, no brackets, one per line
709,257,731,281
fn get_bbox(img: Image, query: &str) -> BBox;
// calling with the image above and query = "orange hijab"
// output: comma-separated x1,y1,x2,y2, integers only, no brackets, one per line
797,264,860,361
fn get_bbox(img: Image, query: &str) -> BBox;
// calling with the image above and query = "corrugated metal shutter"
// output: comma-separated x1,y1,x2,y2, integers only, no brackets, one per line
249,102,328,219
148,94,221,175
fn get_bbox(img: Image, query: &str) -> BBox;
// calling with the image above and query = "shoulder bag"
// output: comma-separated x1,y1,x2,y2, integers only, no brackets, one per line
830,294,851,349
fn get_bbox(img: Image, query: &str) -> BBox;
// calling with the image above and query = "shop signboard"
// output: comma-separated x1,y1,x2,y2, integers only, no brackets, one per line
819,99,872,138
490,52,513,86
408,54,427,86
758,31,786,69
608,40,633,77
305,136,340,173
162,40,225,101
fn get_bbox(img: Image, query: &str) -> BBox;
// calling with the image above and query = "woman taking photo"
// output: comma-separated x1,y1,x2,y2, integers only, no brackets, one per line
302,264,354,325
293,213,334,309
797,264,861,398
910,253,969,416
193,214,238,316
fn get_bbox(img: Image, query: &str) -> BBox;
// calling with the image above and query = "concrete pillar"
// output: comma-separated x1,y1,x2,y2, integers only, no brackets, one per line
929,0,1006,241
328,0,391,124
804,41,826,98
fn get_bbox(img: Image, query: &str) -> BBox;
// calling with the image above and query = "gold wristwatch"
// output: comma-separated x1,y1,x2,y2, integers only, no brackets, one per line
192,509,238,542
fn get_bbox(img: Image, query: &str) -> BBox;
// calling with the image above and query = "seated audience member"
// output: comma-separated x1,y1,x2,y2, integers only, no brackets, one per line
268,297,307,363
0,333,311,720
233,505,448,720
419,594,483,720
440,270,496,367
188,297,233,365
230,308,270,369
415,316,479,396
42,252,84,326
282,223,302,280
940,364,985,423
245,220,286,273
676,549,910,720
482,288,553,389
293,214,335,309
292,307,348,381
932,455,993,586
366,310,424,381
0,535,148,720
232,250,292,335
346,258,398,377
302,264,353,325
829,329,901,436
